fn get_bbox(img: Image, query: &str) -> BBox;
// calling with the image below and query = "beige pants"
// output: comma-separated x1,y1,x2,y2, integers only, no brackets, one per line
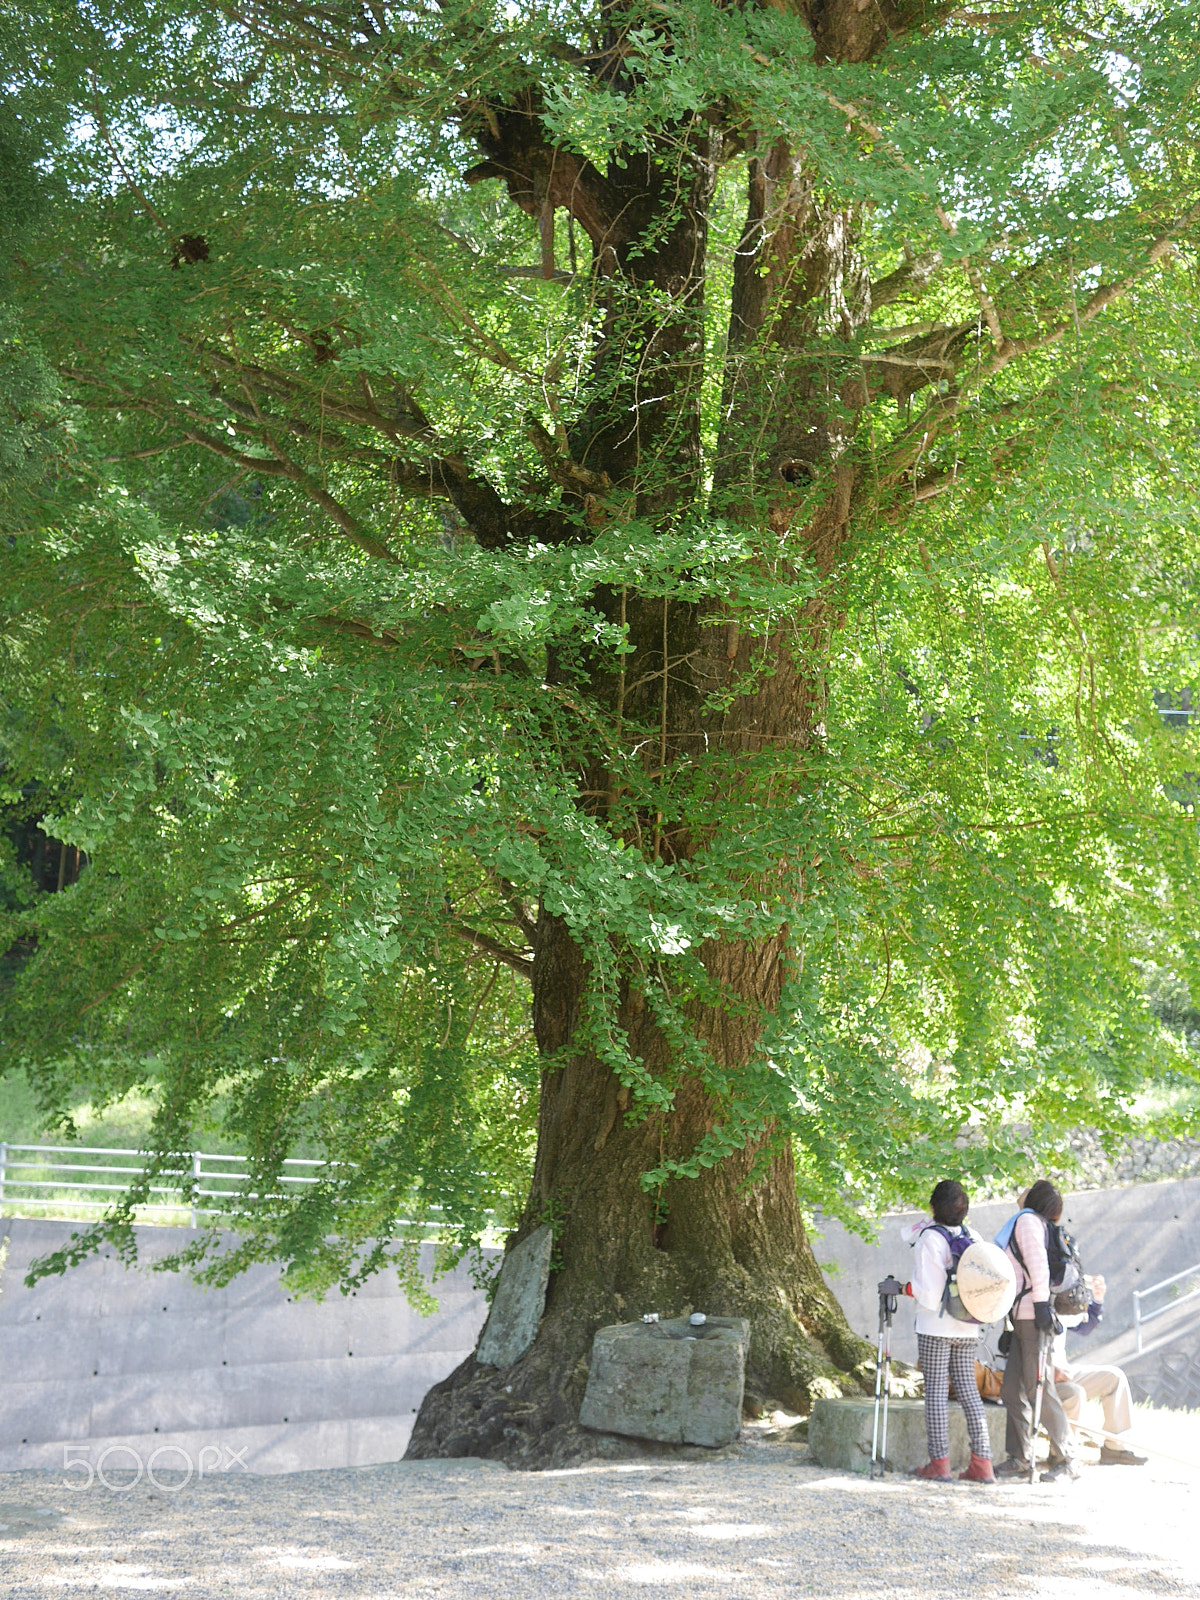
1057,1365,1133,1437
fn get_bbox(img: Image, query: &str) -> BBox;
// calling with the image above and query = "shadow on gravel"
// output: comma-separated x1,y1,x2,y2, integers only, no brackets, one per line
0,1454,1194,1598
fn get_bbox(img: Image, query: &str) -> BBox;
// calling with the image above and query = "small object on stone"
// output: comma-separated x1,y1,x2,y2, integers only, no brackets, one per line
642,1312,659,1323
689,1312,707,1326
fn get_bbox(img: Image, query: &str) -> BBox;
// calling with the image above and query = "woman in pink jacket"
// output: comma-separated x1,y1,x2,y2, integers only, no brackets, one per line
995,1179,1078,1480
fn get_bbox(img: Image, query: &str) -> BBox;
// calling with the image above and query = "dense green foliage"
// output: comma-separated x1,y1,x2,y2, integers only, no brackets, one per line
1,0,1198,1296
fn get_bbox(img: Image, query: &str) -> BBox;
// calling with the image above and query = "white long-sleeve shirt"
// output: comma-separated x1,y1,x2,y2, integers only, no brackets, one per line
901,1220,980,1340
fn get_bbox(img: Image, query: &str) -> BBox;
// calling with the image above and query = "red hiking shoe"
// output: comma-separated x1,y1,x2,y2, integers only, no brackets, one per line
913,1457,952,1481
959,1453,995,1483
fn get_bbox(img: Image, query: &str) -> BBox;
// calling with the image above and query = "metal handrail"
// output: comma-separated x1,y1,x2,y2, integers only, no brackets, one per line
1133,1261,1200,1354
1,1143,174,1157
1,1142,328,1166
5,1160,205,1178
0,1141,446,1230
6,1179,202,1195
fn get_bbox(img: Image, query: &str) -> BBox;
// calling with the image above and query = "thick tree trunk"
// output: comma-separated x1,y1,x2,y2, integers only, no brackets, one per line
407,918,874,1468
411,22,899,1468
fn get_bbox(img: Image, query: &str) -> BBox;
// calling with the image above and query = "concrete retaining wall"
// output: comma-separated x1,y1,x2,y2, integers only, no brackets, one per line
2,1174,1196,1479
0,1220,491,1476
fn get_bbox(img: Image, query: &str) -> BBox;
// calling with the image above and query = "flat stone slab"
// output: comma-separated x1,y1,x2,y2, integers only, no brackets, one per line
476,1226,553,1369
579,1316,749,1448
0,1504,69,1538
809,1396,1007,1475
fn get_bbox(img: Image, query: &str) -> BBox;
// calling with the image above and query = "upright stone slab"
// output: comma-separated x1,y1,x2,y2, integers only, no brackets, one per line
579,1316,749,1447
475,1226,553,1369
808,1396,1007,1474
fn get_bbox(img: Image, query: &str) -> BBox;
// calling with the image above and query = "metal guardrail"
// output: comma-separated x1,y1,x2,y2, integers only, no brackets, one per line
0,1142,453,1231
1133,1261,1200,1354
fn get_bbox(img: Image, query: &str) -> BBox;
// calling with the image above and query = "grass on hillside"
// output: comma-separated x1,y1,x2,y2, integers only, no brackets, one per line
0,1067,163,1149
1131,1081,1200,1126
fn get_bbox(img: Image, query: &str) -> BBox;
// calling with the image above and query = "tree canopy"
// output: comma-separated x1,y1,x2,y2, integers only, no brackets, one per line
2,0,1200,1450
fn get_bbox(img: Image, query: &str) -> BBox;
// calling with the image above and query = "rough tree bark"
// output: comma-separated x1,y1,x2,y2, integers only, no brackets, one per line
407,4,917,1468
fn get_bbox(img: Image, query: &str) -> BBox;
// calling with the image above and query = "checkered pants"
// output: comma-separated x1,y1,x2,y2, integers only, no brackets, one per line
918,1334,991,1461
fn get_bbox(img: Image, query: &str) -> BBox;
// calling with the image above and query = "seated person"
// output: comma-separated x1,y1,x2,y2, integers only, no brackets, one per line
1052,1274,1146,1467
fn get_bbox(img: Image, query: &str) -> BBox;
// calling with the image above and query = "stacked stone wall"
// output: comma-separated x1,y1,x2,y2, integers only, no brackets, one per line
1060,1128,1200,1189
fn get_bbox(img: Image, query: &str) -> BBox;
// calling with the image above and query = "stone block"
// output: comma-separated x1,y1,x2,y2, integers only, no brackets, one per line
0,1234,106,1326
476,1226,552,1369
808,1396,1007,1475
0,1219,493,1473
345,1414,415,1467
85,1367,233,1437
345,1350,472,1416
101,1309,229,1377
347,1289,486,1357
579,1316,749,1447
95,1258,213,1321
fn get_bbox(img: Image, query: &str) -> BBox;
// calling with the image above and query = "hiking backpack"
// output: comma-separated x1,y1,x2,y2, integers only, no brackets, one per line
1046,1222,1089,1315
925,1223,983,1324
1004,1211,1089,1316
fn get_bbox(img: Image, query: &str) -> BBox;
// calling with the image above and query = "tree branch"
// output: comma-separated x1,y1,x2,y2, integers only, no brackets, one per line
874,195,1200,502
869,250,945,310
182,426,395,561
461,89,630,257
202,345,438,446
981,204,1199,376
861,321,973,402
525,417,611,495
449,922,534,978
485,867,539,945
963,259,1007,353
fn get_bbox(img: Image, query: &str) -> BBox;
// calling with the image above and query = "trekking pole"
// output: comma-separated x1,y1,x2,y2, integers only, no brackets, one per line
870,1276,904,1480
870,1299,887,1477
1029,1330,1051,1486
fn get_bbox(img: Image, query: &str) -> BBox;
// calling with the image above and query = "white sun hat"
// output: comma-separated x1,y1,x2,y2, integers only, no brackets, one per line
956,1240,1018,1323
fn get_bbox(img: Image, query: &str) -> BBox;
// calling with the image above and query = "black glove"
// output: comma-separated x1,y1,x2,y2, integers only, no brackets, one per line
1033,1301,1057,1334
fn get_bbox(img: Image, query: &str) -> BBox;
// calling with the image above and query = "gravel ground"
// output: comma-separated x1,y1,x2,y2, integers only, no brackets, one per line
0,1412,1196,1599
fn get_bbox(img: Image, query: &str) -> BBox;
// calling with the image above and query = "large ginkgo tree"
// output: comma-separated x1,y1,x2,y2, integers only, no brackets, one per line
2,0,1199,1463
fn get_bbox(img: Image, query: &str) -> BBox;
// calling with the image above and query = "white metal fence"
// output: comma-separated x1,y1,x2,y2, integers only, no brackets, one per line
0,1142,332,1226
0,1142,498,1236
1133,1260,1200,1354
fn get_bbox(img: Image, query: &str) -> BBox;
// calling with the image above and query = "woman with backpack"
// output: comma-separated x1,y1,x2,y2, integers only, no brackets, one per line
994,1178,1079,1481
900,1180,995,1483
